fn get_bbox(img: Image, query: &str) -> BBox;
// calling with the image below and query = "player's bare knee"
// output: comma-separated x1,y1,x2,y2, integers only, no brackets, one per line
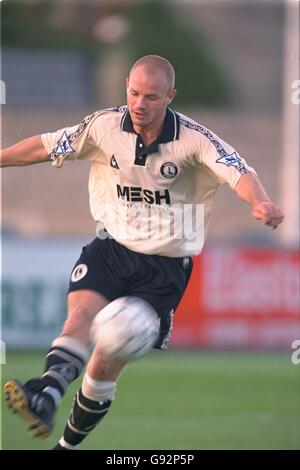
87,349,126,381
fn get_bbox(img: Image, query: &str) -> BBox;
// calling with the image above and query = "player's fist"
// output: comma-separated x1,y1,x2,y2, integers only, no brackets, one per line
252,201,284,229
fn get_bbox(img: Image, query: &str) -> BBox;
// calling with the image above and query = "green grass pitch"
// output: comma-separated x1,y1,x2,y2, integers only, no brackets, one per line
1,350,299,450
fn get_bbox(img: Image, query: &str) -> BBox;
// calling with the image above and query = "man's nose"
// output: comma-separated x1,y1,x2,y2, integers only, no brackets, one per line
136,96,146,108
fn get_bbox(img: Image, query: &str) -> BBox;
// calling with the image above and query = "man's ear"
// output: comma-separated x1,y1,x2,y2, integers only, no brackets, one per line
126,77,129,90
167,89,177,105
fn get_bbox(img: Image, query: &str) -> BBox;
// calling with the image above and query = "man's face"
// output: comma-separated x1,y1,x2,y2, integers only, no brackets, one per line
126,66,176,130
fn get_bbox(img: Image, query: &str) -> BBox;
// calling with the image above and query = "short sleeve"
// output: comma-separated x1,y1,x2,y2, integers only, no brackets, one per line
198,133,256,189
41,111,104,164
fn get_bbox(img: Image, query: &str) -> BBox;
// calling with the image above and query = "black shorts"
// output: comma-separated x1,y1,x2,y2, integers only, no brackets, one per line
68,237,193,349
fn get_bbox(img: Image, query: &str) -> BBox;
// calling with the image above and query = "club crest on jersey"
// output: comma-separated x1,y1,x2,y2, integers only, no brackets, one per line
110,155,119,169
160,162,178,179
71,264,88,282
216,152,248,173
56,131,75,156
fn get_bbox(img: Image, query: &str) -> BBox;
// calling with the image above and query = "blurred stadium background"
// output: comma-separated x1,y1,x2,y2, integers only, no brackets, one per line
1,0,299,450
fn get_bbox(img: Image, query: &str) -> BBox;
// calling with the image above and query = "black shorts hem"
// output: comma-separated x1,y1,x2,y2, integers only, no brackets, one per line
67,284,116,302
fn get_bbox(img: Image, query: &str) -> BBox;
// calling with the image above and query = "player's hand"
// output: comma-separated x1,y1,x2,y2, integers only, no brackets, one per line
252,201,284,229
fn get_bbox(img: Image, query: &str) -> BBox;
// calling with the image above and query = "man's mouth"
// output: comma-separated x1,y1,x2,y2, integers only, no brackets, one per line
133,111,146,118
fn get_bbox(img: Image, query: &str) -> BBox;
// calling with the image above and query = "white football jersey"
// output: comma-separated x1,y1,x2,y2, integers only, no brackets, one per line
41,106,256,257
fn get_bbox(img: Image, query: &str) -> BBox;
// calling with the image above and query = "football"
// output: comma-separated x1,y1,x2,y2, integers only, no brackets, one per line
90,296,160,362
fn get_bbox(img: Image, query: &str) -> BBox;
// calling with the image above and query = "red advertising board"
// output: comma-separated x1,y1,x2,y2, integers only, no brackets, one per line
172,248,300,348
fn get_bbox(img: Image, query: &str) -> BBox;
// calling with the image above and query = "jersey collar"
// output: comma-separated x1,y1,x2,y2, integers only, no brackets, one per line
121,107,180,145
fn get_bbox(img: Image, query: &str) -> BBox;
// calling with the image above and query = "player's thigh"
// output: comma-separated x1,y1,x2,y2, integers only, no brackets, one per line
67,289,110,320
62,289,110,340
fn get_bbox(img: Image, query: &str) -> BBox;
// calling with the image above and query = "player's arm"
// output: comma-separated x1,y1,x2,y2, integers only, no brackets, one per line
0,135,49,168
234,172,284,229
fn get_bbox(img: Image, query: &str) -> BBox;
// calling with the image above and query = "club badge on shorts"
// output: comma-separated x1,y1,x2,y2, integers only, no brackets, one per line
71,264,88,282
160,162,178,179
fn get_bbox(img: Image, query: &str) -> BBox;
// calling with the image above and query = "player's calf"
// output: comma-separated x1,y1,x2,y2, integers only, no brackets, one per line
41,335,89,406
